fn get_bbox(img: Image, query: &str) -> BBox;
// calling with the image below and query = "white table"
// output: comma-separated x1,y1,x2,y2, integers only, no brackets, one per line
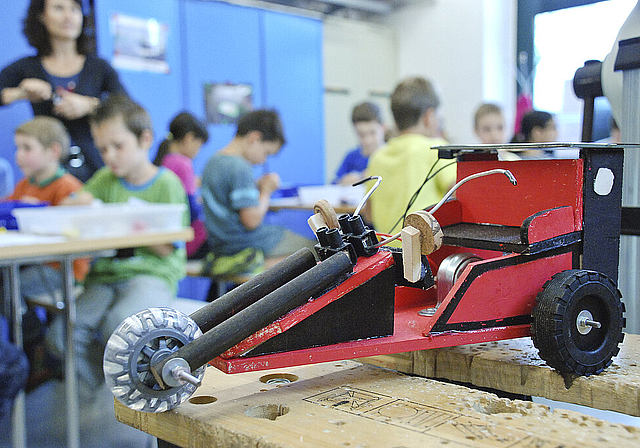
0,229,193,448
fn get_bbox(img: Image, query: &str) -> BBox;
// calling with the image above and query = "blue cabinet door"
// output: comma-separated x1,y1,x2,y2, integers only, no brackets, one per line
261,11,324,238
0,1,39,184
183,0,263,175
261,11,324,186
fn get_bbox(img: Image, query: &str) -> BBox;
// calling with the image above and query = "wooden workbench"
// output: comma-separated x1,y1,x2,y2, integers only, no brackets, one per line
358,333,640,417
115,357,640,447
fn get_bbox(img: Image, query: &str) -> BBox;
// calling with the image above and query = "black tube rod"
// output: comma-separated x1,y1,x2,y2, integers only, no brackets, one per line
189,248,317,333
155,252,353,374
581,97,595,142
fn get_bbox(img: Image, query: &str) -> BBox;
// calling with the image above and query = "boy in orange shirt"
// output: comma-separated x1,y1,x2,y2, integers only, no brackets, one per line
3,116,87,389
7,115,88,281
8,116,82,205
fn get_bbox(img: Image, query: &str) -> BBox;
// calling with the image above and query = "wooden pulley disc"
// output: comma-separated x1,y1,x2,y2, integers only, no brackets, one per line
313,199,339,229
404,210,443,255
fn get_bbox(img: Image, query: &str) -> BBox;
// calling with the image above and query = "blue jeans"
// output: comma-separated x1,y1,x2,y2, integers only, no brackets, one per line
0,319,29,419
0,265,62,318
19,265,63,302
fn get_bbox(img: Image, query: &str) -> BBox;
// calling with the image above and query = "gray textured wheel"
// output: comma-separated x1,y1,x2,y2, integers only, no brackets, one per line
103,307,205,413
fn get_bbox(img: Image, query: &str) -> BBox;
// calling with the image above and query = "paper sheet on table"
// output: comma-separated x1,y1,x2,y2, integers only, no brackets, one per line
0,233,66,247
274,184,365,207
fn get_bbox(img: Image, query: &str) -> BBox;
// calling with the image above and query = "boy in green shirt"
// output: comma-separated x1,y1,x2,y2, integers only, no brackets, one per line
49,95,188,394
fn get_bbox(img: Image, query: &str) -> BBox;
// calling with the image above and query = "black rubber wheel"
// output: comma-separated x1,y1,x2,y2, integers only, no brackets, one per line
531,269,625,376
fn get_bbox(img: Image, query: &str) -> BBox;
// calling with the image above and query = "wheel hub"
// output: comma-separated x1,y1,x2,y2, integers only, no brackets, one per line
103,307,205,413
576,309,601,335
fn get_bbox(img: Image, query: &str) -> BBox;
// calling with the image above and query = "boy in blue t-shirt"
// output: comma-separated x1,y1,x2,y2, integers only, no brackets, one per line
48,95,188,394
201,109,314,276
333,102,386,185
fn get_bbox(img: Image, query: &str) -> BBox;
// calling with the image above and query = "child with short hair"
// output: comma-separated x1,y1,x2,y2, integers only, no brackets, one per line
8,116,82,205
473,103,505,145
334,102,386,185
50,95,189,394
365,77,456,234
200,109,315,276
7,117,88,284
473,103,518,161
153,112,210,258
4,116,86,389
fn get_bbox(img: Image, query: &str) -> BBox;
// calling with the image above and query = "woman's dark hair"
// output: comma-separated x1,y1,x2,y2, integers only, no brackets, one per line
23,0,93,56
511,110,553,143
153,112,209,166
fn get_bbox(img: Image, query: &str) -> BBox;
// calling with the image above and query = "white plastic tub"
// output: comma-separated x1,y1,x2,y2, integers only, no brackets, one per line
297,184,365,206
13,201,186,238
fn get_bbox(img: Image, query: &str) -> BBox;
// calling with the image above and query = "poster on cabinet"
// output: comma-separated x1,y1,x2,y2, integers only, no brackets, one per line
204,83,253,125
110,13,170,74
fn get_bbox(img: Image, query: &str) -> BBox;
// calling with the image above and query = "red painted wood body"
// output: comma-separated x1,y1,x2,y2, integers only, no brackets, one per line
208,156,585,375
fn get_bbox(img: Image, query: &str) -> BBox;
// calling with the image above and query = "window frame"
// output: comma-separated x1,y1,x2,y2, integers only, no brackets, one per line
516,0,606,96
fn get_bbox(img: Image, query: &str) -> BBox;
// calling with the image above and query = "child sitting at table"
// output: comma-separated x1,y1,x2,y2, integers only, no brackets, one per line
49,95,189,395
153,111,210,259
333,102,386,185
7,116,82,205
473,103,518,161
473,103,505,145
200,109,315,277
2,117,89,390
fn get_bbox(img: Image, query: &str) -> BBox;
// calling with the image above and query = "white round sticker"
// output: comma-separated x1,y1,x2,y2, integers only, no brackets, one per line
594,167,614,196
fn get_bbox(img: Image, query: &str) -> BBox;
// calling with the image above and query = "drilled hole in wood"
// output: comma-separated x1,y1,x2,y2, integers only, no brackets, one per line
259,373,299,385
472,399,523,415
244,404,289,420
189,395,217,405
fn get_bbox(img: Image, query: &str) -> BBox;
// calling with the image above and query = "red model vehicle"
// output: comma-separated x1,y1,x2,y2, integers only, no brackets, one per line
104,143,627,413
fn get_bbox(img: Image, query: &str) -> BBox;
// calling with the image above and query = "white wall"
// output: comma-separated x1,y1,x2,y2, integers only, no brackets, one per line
322,0,517,181
384,0,517,144
323,17,397,182
482,0,518,135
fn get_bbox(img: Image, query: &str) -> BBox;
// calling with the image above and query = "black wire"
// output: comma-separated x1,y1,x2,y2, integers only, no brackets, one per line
387,161,437,234
386,160,456,234
386,160,438,233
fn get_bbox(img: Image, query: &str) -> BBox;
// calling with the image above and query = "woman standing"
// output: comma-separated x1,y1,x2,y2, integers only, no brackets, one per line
0,0,127,181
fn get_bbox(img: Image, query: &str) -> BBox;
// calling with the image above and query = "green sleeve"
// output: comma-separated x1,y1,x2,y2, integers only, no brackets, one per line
82,167,111,200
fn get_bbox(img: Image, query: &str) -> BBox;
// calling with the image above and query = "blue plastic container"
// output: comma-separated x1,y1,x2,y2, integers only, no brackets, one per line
0,201,47,230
